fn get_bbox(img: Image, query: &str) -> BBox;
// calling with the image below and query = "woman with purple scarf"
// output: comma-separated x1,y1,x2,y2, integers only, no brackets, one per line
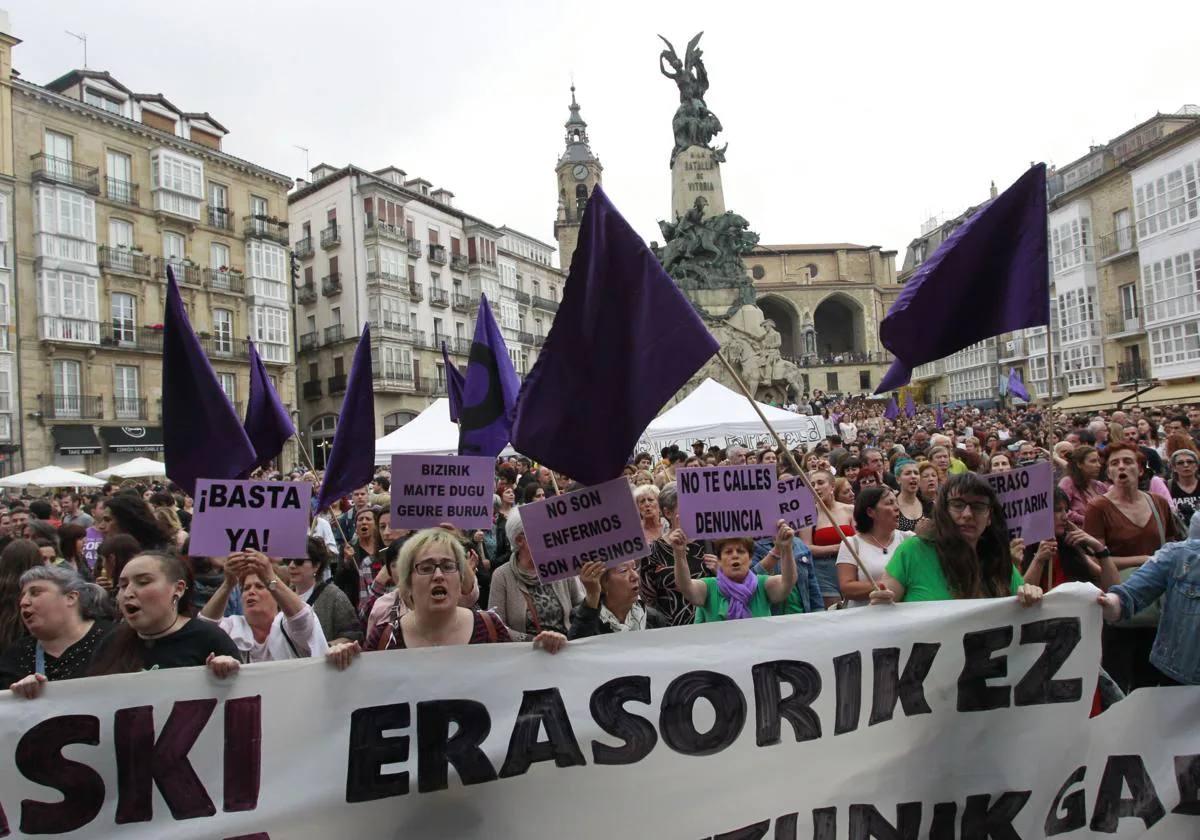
671,520,797,622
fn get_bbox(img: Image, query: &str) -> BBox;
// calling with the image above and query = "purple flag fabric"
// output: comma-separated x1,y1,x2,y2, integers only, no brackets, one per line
316,325,376,511
243,340,295,473
1008,368,1030,402
904,392,916,418
935,403,944,429
512,185,719,485
162,268,256,495
884,397,898,421
877,164,1049,392
457,295,520,457
441,342,466,423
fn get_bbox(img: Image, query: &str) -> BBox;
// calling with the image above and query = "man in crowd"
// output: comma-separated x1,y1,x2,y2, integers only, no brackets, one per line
60,493,93,528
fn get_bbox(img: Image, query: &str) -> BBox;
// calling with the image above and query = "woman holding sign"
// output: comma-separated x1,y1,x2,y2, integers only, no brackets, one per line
569,560,667,638
671,519,797,622
490,510,583,640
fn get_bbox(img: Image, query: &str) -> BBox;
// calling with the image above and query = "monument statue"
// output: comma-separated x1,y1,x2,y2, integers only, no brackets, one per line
658,33,727,167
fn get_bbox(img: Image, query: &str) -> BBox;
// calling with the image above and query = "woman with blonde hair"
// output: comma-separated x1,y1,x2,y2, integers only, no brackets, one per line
634,483,666,545
154,505,188,550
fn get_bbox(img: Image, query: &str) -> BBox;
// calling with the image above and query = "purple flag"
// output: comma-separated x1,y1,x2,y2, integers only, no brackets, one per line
935,403,944,429
512,185,719,485
316,325,376,511
1008,367,1030,402
441,342,466,423
243,340,295,473
904,392,916,418
884,397,898,421
877,164,1049,392
162,268,256,496
457,295,520,457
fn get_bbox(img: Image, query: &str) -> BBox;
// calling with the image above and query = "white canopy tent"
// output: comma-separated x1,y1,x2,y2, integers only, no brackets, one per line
0,465,106,489
374,399,459,462
94,456,167,480
641,378,832,453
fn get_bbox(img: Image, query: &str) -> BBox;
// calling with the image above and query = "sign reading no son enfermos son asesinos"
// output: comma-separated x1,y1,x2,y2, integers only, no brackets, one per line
521,477,648,583
676,464,778,539
984,460,1054,543
390,454,494,531
190,479,312,558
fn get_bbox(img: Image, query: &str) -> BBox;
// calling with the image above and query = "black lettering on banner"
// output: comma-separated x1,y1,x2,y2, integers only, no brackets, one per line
1014,618,1082,706
1175,754,1200,815
1045,765,1087,835
869,643,940,725
589,675,657,765
832,652,861,735
223,696,261,812
15,715,104,834
1089,755,1166,832
928,802,957,840
962,791,1031,839
114,699,218,823
957,626,1013,712
714,821,770,840
345,703,410,803
416,699,496,793
660,670,746,756
848,802,921,840
752,660,821,747
499,688,586,778
812,807,837,840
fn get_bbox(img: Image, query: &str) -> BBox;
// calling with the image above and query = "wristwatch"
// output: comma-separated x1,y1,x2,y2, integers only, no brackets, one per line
1093,547,1111,559
267,578,279,592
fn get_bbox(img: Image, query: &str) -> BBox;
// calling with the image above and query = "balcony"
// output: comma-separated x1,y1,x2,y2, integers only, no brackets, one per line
40,393,103,420
322,273,342,297
533,334,547,347
454,337,472,355
406,237,422,258
518,331,534,345
244,216,289,246
451,292,474,312
294,237,314,260
105,177,138,207
98,246,151,277
207,206,234,231
999,337,1027,361
320,225,341,250
100,323,163,353
366,271,405,291
113,396,148,421
787,351,894,367
429,287,449,308
1106,311,1145,337
408,281,423,302
373,366,416,391
299,332,318,352
428,244,447,265
205,269,245,295
1116,359,1149,385
515,290,531,305
431,380,449,397
156,259,202,287
202,336,250,360
302,380,322,400
912,360,944,381
450,253,468,271
327,374,347,395
363,219,406,243
31,153,99,193
298,282,317,305
531,295,559,312
39,316,99,345
1098,226,1137,262
323,324,344,345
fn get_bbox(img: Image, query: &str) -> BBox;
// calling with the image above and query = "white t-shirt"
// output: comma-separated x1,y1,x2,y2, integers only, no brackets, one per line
835,530,914,607
202,605,329,662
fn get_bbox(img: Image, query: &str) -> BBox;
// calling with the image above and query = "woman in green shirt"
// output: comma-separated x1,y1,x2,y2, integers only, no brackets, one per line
869,473,1043,606
671,520,797,622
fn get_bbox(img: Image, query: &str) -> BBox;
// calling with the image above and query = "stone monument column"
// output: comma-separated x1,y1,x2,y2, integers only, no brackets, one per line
672,146,725,222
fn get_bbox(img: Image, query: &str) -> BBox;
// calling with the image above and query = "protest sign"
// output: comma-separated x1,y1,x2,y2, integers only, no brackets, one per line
390,454,493,530
984,460,1054,542
189,479,311,557
676,463,778,539
1,585,1196,839
520,477,647,582
81,526,103,571
776,473,817,531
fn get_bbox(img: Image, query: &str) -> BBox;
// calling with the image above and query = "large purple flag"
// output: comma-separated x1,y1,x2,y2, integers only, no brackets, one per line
904,392,916,418
884,397,898,421
512,185,719,485
316,325,375,511
243,339,295,473
1008,367,1030,402
441,342,466,423
877,164,1049,392
457,295,520,457
162,268,256,495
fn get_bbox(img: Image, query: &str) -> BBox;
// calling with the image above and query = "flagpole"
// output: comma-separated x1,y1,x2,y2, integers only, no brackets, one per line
1042,312,1057,588
715,353,877,587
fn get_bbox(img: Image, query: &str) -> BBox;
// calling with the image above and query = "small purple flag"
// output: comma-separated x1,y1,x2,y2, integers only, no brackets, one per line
1008,367,1030,402
458,295,520,457
512,185,719,485
441,342,466,423
884,397,898,421
162,267,256,496
904,392,916,419
935,403,944,429
877,164,1049,392
243,339,295,473
316,325,376,512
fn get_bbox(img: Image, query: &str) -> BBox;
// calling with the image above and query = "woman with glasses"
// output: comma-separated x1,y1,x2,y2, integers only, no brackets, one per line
1167,449,1200,528
283,537,362,646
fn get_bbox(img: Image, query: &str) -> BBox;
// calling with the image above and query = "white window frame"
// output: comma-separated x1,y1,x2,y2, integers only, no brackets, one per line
52,359,82,417
114,365,140,419
111,292,136,345
213,308,234,354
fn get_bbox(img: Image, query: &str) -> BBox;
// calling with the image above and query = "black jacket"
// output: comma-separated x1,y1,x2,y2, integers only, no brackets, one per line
568,601,668,639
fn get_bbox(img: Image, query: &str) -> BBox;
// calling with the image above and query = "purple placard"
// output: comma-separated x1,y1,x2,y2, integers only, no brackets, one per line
676,464,778,540
984,460,1054,543
521,477,648,583
82,526,103,570
391,454,494,530
776,474,817,531
190,480,312,558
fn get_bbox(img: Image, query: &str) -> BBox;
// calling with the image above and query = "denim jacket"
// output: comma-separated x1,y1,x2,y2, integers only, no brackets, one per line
1111,538,1200,685
752,538,824,615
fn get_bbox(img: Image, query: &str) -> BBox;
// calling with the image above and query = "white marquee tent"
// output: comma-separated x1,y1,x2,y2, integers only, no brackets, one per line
94,456,167,480
641,378,831,452
374,399,459,462
0,465,106,489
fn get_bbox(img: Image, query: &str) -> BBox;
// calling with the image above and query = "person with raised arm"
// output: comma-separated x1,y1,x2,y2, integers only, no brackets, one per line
672,519,797,622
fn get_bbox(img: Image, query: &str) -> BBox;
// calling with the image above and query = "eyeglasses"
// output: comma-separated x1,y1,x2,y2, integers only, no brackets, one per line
947,500,991,516
413,559,460,576
284,558,309,567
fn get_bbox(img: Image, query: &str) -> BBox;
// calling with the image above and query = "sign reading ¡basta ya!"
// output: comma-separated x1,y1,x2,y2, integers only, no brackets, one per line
189,479,312,558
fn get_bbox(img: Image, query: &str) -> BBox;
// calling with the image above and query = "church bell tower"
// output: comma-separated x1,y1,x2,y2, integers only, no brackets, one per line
553,85,602,271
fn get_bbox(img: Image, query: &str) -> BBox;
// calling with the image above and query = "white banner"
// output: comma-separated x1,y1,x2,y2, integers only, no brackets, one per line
0,583,1197,838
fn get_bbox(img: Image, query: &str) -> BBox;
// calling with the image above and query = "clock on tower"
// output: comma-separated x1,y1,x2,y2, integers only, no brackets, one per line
553,84,603,271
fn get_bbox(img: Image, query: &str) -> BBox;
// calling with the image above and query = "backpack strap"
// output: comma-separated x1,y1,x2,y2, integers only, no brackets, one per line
478,609,501,643
279,622,301,658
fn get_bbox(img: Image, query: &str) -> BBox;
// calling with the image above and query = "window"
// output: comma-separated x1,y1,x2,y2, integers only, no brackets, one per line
534,318,543,337
84,87,124,114
217,372,236,406
455,322,465,339
251,306,290,363
210,242,230,272
383,411,416,435
209,183,228,210
307,362,319,382
163,231,186,263
34,186,97,263
1149,321,1200,369
309,416,337,470
333,356,345,377
825,372,839,392
858,370,871,390
380,345,412,381
435,363,446,389
250,195,269,232
433,317,444,343
1134,160,1200,239
44,130,73,170
428,227,440,246
0,194,7,269
105,151,134,203
1119,284,1139,323
53,360,82,417
1057,288,1098,342
1050,216,1092,273
247,241,287,300
1141,249,1200,324
111,292,136,345
37,270,99,342
213,309,233,354
114,366,140,419
151,149,203,220
1113,208,1133,251
380,246,403,276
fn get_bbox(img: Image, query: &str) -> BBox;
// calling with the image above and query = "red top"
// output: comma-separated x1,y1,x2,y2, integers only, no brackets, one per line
812,524,855,545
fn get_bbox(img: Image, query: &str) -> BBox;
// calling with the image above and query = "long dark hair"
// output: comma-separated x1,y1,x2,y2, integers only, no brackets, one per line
58,523,88,567
98,534,143,591
1065,446,1099,493
103,494,169,550
89,551,195,676
926,474,1013,599
1023,488,1096,584
0,539,43,650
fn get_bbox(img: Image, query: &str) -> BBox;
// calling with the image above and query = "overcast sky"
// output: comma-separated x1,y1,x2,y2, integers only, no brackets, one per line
8,1,1198,266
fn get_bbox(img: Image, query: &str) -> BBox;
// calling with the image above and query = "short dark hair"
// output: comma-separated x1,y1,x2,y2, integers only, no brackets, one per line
27,499,52,520
374,476,391,492
148,492,175,508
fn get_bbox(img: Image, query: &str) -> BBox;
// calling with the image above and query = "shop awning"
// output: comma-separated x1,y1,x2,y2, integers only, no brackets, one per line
1053,387,1147,413
1130,380,1200,407
52,425,102,456
99,426,164,453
